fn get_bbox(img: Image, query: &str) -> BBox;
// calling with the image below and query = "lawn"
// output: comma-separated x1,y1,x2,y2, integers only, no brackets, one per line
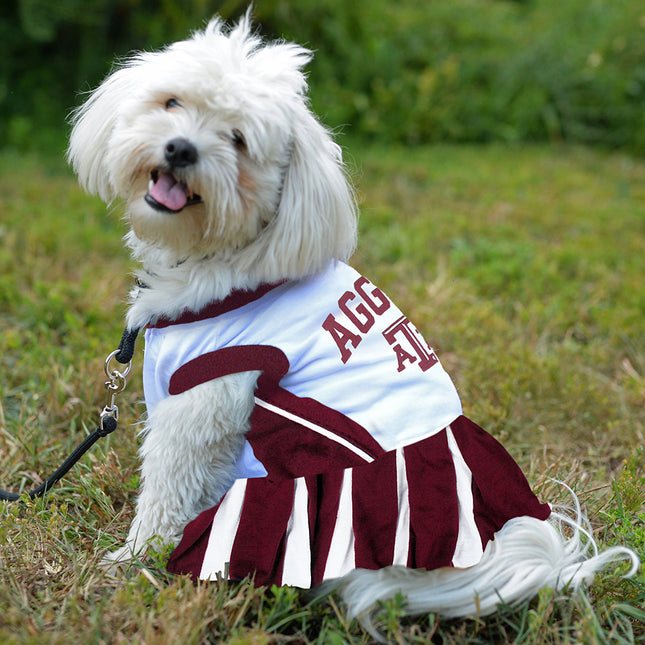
0,143,643,643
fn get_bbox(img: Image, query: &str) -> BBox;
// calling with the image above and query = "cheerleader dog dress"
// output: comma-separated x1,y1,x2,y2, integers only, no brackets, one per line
141,261,550,587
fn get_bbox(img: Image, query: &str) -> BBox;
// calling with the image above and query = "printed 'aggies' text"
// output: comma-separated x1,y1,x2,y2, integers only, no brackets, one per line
322,276,390,363
322,276,439,372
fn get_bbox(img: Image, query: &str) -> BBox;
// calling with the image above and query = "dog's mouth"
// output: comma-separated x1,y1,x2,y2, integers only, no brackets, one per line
145,170,203,213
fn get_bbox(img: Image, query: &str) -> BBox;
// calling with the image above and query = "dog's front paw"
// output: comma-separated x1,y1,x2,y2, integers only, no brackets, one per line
100,543,147,574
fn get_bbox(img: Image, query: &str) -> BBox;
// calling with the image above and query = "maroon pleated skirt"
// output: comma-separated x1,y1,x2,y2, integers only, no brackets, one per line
167,416,550,587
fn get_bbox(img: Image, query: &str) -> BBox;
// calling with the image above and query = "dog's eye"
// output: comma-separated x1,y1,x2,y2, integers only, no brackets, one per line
231,129,246,149
165,98,181,109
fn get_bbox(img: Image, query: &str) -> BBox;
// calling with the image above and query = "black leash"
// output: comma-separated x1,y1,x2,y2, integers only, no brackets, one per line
0,327,140,502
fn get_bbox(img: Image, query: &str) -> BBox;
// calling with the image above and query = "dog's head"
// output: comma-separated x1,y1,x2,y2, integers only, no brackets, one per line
68,15,356,280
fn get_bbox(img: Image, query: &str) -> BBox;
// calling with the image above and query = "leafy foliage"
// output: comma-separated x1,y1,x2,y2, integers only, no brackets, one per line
3,0,645,152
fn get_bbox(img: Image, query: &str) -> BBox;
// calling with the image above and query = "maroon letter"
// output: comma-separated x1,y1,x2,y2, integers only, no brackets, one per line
355,277,390,315
323,314,363,363
338,291,375,333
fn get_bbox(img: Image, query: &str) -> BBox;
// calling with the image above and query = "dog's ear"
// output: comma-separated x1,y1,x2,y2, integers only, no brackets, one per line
265,105,358,275
67,67,139,202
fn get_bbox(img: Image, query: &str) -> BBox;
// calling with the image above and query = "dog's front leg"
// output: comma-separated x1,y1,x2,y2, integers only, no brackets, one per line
105,370,260,565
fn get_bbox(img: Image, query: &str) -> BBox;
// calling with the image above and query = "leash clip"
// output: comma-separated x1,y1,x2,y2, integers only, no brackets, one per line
100,350,132,429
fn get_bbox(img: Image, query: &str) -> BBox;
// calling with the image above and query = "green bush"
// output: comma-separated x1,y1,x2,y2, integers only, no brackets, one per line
271,0,645,151
2,0,645,152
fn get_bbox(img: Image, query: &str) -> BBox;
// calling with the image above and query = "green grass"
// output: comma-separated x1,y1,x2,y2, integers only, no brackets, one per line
0,143,643,643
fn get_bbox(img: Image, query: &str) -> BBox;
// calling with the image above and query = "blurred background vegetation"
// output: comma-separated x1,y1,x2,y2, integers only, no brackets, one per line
2,0,645,155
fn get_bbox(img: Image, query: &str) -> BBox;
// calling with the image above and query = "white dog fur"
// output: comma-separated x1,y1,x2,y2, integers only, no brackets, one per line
69,13,357,563
68,14,639,627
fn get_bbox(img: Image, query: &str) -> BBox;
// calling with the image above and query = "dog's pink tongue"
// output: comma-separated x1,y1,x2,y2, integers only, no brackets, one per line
149,172,188,211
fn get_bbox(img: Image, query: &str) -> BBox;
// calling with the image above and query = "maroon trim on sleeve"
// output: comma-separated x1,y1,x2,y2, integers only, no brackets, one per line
169,345,289,395
148,280,287,329
169,345,386,476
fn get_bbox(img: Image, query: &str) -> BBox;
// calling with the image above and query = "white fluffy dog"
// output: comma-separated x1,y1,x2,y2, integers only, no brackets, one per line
68,15,638,626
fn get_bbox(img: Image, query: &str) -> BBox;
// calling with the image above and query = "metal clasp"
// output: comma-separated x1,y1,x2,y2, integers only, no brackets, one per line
100,350,132,429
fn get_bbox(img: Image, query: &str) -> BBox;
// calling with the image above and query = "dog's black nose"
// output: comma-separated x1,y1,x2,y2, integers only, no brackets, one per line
165,137,198,168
